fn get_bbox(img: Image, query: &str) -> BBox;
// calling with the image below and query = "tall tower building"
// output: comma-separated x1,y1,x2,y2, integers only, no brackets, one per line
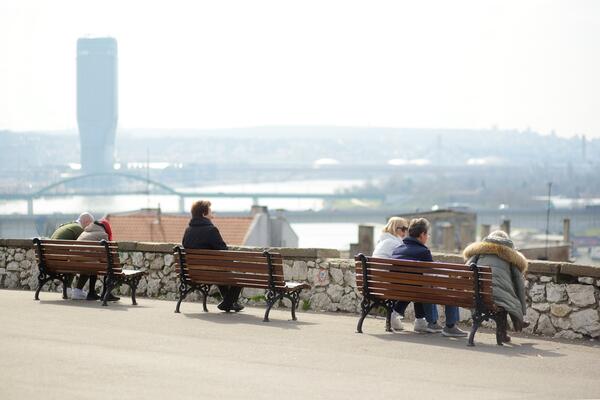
77,37,118,173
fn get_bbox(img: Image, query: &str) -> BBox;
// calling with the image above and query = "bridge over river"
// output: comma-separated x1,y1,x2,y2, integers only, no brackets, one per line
0,172,385,215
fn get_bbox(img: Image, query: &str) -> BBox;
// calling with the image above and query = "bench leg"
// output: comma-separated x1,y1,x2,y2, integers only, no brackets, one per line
102,279,116,306
263,290,282,322
357,298,375,333
34,273,52,300
128,276,141,306
175,284,190,313
385,303,393,332
100,276,108,300
468,320,481,347
284,291,300,321
200,285,209,312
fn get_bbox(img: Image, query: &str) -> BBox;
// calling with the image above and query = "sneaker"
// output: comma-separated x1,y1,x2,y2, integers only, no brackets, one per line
391,311,404,331
442,325,468,337
413,318,428,333
426,322,443,333
71,288,87,300
230,303,244,312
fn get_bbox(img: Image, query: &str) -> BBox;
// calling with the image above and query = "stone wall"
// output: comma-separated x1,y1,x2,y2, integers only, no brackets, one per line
1,239,599,341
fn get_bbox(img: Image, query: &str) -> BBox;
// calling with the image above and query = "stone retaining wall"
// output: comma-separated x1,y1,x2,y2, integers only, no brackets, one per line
1,239,599,341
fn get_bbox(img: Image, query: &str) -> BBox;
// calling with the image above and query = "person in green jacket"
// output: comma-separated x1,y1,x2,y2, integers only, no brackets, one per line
50,212,95,297
50,212,94,240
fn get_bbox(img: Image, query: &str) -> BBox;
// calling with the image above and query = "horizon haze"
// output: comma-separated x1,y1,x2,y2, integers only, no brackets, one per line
1,0,599,138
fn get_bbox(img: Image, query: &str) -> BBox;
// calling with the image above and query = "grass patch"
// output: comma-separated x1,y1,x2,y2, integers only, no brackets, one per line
249,294,266,302
302,299,311,311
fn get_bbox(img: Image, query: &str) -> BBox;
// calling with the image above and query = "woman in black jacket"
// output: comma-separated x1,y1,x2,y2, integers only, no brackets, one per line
182,200,243,312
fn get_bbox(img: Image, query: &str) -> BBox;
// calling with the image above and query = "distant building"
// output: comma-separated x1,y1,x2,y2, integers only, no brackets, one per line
77,37,118,173
106,205,299,247
393,209,477,252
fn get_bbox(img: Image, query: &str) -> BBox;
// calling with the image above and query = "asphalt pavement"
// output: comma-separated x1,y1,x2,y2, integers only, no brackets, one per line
1,289,599,400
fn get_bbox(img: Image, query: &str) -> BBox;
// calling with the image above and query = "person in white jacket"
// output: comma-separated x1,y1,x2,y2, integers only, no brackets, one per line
372,217,408,258
372,217,418,332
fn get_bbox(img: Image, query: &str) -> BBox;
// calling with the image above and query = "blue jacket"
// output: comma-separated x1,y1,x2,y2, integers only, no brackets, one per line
391,237,433,262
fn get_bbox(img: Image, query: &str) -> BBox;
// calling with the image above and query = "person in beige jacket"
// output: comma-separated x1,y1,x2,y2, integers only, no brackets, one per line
73,219,119,302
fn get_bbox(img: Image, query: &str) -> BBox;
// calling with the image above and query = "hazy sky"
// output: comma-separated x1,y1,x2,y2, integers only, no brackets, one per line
1,0,599,137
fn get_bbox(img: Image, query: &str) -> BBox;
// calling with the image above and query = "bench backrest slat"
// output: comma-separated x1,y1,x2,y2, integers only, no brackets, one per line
175,248,286,289
355,256,494,309
35,239,122,275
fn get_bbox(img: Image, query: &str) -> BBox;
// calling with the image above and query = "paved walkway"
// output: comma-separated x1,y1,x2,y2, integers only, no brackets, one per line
1,289,599,400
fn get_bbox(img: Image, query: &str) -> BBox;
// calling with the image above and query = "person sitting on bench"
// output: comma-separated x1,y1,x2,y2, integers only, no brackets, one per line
463,230,529,339
392,218,468,337
182,200,243,312
73,218,120,302
50,212,94,299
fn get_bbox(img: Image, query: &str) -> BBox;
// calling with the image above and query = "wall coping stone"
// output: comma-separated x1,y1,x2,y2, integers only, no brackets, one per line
114,242,340,258
561,263,600,278
0,239,34,248
528,261,561,275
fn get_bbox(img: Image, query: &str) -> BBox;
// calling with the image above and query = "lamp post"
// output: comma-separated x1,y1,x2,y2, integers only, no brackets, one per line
545,182,553,260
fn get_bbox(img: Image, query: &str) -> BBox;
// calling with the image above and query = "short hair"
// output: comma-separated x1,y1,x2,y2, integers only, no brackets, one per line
77,212,94,228
382,217,409,235
191,200,212,219
408,218,430,238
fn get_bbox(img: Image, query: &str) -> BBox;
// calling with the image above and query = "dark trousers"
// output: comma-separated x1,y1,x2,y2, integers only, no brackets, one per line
393,301,427,319
76,275,97,291
218,285,242,306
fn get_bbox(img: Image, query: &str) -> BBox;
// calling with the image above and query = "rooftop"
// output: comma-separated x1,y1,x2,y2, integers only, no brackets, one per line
106,209,254,245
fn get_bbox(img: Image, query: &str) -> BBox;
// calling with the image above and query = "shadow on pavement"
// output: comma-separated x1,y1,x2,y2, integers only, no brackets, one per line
368,329,565,358
182,310,316,330
35,298,146,311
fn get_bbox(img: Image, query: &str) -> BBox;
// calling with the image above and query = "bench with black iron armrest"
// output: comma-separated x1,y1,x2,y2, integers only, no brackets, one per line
33,238,145,306
355,254,509,346
173,246,310,322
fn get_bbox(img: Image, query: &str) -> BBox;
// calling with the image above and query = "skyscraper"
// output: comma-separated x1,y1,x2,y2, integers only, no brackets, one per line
77,37,118,173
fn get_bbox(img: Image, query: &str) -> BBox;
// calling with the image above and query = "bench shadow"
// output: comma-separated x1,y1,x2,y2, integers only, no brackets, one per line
36,299,146,311
181,310,316,330
366,326,565,358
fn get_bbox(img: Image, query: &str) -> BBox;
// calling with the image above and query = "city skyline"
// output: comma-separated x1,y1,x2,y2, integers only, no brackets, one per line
1,1,599,138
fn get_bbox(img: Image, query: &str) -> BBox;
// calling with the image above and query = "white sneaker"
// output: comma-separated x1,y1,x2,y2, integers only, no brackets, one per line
71,288,87,300
391,311,404,331
413,318,428,333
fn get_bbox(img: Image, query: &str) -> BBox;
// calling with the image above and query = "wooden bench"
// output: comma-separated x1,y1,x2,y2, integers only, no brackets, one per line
355,254,507,346
33,238,145,306
173,247,310,322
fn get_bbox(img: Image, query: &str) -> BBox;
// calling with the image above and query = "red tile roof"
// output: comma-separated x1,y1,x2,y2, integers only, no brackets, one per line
106,210,254,245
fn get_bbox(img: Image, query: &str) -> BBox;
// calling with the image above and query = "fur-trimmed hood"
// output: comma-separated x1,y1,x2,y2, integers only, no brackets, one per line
463,241,528,273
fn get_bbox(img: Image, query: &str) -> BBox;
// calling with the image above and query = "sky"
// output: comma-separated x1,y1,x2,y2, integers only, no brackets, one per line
1,0,599,138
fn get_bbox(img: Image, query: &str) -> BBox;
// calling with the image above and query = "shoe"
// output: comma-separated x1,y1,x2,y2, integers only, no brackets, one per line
86,291,101,301
442,325,468,337
391,311,404,331
426,322,443,333
413,318,428,333
230,303,245,312
104,293,120,302
71,288,87,300
217,302,231,312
